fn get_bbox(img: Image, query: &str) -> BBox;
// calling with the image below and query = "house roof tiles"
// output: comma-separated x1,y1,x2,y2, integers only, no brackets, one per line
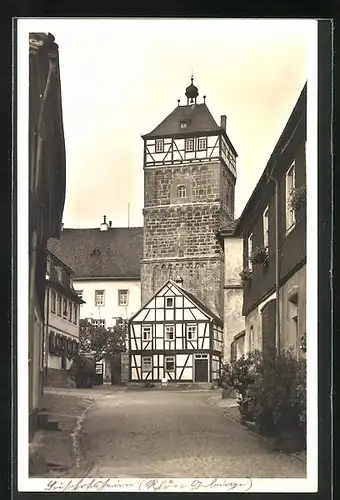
47,227,143,279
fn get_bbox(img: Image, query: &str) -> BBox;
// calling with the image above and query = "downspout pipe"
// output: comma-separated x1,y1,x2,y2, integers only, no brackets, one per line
267,172,280,354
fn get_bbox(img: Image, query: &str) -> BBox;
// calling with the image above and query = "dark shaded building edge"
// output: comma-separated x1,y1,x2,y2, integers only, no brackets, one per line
317,20,333,499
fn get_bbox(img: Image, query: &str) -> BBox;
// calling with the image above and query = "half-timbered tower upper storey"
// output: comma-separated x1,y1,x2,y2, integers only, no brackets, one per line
141,78,238,317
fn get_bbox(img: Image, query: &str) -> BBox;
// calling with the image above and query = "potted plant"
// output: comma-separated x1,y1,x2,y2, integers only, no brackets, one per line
250,247,268,265
289,185,306,211
239,268,252,282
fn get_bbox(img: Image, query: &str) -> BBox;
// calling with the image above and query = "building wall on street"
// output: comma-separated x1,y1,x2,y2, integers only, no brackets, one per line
223,289,244,361
223,235,245,362
279,264,306,357
244,265,306,356
73,279,141,327
31,309,44,413
245,292,276,354
46,287,80,340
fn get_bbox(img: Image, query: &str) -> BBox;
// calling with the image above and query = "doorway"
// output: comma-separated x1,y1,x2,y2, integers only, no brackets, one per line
194,354,209,382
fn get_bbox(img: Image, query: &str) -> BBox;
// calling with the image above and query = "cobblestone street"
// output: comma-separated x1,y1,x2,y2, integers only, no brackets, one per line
79,388,306,478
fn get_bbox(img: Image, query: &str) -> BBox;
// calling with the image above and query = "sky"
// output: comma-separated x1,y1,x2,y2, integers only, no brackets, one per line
23,19,315,228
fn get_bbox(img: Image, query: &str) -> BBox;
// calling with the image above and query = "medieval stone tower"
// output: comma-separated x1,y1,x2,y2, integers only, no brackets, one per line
141,78,237,317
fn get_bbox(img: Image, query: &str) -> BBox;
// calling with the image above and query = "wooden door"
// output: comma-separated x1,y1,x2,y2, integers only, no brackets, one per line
194,356,208,382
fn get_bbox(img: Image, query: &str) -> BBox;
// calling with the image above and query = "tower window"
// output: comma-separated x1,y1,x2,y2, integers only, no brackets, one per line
198,138,207,150
177,185,187,198
185,138,194,152
155,139,164,153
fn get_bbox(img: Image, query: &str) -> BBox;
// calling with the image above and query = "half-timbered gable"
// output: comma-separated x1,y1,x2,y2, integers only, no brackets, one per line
129,280,223,384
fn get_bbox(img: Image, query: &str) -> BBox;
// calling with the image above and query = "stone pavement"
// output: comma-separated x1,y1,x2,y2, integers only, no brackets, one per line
81,389,306,478
29,386,115,477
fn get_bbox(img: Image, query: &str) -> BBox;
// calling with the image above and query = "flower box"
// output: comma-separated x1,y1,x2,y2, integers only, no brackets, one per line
239,268,252,281
289,185,306,211
250,247,268,265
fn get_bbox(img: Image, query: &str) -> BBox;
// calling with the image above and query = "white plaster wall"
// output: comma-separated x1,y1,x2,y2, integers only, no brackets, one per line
223,235,245,362
73,279,141,327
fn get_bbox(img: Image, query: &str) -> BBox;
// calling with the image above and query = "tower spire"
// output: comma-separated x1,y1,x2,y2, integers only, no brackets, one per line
185,74,198,105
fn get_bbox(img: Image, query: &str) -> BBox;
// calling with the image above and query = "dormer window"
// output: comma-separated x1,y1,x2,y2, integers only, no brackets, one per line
180,121,187,128
155,139,164,153
177,185,187,198
198,137,207,150
185,138,194,152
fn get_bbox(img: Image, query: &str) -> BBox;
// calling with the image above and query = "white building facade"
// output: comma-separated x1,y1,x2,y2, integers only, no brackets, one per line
44,250,84,386
48,222,143,382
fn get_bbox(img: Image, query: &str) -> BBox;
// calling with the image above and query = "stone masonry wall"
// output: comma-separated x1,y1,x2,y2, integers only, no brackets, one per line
141,257,223,317
141,161,235,318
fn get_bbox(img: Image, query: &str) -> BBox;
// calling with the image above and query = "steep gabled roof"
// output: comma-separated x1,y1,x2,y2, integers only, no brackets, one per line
143,103,221,138
129,280,222,327
47,227,143,279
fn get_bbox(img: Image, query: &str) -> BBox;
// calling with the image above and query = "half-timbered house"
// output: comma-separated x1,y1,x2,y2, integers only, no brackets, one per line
128,278,223,384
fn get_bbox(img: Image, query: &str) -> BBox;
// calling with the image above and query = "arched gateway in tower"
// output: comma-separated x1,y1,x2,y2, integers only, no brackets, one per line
141,78,238,317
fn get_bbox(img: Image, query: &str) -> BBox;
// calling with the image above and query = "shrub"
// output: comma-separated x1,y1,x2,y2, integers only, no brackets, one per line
221,352,261,421
222,347,306,445
245,348,306,439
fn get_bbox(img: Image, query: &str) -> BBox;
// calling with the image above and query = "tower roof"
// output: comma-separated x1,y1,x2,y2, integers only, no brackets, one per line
185,76,199,100
142,102,221,139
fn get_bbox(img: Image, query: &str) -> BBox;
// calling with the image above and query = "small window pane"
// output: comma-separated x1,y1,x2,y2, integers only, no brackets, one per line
185,138,194,152
155,139,164,152
165,325,174,340
177,185,186,198
142,326,152,341
95,290,105,306
166,297,174,308
198,138,207,150
119,290,129,306
165,357,175,371
187,324,197,340
142,357,152,372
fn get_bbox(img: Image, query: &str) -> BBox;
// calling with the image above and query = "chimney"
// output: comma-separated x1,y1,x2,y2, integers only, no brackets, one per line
100,215,108,231
175,276,183,287
220,115,227,130
109,221,112,227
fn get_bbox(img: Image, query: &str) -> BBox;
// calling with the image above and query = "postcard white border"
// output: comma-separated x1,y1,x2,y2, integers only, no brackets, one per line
17,18,319,493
